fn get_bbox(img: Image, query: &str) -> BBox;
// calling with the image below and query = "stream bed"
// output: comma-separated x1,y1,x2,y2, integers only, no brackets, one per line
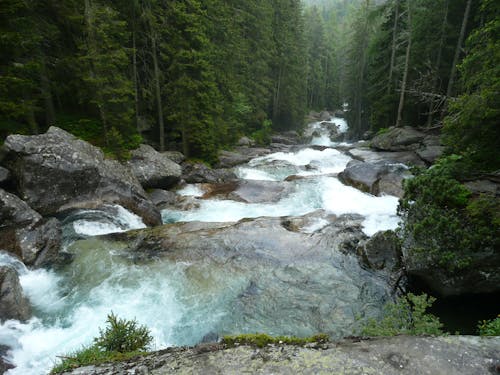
0,117,401,374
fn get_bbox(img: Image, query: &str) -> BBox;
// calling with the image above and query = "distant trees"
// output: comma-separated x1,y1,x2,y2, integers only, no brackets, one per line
0,0,308,162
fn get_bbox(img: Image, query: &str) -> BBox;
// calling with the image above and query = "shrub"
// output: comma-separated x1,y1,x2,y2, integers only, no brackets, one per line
51,313,153,373
361,293,444,336
398,156,500,271
478,315,500,336
94,312,153,353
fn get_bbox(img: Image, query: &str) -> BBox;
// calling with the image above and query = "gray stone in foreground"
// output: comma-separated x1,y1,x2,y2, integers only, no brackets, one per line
62,336,500,375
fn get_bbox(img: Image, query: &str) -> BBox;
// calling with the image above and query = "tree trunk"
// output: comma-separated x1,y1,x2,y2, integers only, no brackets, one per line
356,0,370,133
446,0,472,99
396,0,411,128
132,28,140,133
151,34,165,152
273,65,283,122
387,0,399,94
426,0,448,127
40,57,55,126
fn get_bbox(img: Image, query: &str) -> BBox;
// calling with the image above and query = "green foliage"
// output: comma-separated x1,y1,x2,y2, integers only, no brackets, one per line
251,119,273,146
50,345,143,374
222,333,329,348
94,313,153,353
51,313,152,373
443,0,500,171
362,293,444,336
478,315,500,336
398,156,499,270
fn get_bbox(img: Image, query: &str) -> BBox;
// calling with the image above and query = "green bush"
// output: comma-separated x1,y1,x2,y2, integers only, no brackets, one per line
94,313,153,353
478,315,500,336
398,156,500,270
51,313,153,373
362,293,444,336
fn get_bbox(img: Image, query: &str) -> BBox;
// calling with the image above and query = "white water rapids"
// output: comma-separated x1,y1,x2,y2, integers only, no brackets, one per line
0,117,400,374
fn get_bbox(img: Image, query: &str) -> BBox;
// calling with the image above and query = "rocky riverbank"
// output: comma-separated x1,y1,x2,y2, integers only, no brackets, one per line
60,336,500,375
1,113,499,374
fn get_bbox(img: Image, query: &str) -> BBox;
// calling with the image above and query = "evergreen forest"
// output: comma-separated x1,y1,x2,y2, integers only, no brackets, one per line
1,0,498,170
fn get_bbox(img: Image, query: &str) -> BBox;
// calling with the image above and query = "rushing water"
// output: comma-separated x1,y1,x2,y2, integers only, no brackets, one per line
0,116,401,374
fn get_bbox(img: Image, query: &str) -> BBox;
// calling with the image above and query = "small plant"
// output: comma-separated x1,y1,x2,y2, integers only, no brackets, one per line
362,293,444,336
222,333,329,348
51,313,153,373
95,312,153,353
478,315,500,336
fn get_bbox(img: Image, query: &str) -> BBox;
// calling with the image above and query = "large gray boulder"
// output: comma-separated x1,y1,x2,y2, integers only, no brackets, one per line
0,189,62,267
1,127,161,226
347,147,426,167
182,162,237,184
371,127,426,151
128,144,182,189
218,150,254,168
202,180,293,203
62,336,500,375
0,166,11,188
339,160,412,198
0,266,31,322
403,247,500,296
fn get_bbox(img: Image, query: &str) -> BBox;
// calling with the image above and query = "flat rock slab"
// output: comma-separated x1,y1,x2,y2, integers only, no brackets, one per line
63,336,500,375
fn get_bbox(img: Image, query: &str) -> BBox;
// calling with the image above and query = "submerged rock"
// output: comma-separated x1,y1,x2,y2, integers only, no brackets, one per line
128,144,182,189
61,336,500,375
0,189,62,267
1,127,160,226
202,180,293,203
0,266,31,322
70,214,390,339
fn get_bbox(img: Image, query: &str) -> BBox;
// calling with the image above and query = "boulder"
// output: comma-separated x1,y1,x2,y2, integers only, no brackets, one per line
61,336,500,375
464,179,499,196
403,246,500,296
128,144,182,189
182,162,237,184
237,136,255,147
338,161,412,198
148,189,178,208
0,189,62,267
218,150,254,168
0,266,31,322
0,166,11,188
371,127,426,151
202,180,293,203
271,134,299,145
348,147,426,167
1,127,160,226
416,145,445,164
162,150,185,164
357,230,402,272
319,110,331,121
0,345,14,373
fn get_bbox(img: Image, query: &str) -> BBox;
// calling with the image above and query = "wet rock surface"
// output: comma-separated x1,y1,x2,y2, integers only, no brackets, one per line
127,144,182,189
61,336,500,375
0,189,62,266
1,127,160,226
371,127,427,151
0,266,31,322
74,214,391,338
181,162,237,184
338,160,412,198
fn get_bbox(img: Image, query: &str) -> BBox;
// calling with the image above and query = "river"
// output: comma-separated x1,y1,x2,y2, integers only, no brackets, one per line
0,117,400,374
